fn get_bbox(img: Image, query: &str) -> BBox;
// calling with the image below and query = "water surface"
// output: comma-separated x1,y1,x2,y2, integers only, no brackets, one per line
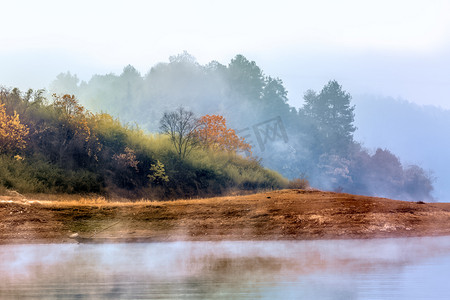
2,237,450,299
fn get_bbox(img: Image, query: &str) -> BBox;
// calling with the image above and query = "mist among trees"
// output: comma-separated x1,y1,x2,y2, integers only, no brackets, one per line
0,88,287,199
353,95,450,201
48,52,435,201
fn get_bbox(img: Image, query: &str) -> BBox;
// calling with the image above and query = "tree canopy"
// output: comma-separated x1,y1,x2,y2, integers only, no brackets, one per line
0,103,29,154
196,114,251,153
302,80,356,154
46,53,435,201
0,87,287,198
159,107,199,159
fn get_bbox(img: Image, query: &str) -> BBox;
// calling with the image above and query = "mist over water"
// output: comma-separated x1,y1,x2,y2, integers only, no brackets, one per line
2,238,450,299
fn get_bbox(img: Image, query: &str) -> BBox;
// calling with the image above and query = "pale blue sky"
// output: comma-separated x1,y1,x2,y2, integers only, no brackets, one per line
1,0,449,108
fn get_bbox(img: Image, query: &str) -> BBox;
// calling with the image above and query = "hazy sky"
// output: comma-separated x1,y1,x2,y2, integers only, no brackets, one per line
1,0,449,108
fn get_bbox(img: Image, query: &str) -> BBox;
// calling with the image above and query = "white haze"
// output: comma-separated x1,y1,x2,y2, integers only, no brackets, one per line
353,95,450,201
1,0,449,200
1,0,450,109
2,239,450,298
48,56,443,201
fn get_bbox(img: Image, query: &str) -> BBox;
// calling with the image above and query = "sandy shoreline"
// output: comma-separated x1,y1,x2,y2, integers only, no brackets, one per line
2,189,450,244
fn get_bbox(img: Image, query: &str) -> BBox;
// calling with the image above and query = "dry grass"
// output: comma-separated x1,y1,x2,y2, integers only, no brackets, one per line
3,189,450,243
287,178,310,190
18,187,278,207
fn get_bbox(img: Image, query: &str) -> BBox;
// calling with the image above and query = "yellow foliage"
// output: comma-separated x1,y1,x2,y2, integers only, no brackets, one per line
52,94,101,160
53,94,91,142
0,103,29,154
148,160,169,184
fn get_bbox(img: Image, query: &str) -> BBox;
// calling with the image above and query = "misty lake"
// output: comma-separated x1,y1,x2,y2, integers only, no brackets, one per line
2,237,450,299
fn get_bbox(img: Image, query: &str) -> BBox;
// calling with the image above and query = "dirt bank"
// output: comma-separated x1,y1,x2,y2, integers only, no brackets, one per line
1,189,450,244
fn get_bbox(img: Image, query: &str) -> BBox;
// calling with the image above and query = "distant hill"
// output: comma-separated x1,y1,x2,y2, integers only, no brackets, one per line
354,95,450,201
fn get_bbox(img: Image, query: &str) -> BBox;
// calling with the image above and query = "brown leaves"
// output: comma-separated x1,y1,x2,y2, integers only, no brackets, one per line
113,147,139,171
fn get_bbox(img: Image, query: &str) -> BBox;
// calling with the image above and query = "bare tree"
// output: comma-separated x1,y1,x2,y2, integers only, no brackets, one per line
159,107,199,158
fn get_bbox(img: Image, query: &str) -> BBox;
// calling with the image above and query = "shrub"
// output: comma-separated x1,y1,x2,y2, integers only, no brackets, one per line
288,177,310,190
148,160,169,185
0,88,289,199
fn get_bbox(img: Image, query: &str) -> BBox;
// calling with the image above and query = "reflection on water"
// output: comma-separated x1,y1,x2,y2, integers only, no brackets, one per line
1,237,450,299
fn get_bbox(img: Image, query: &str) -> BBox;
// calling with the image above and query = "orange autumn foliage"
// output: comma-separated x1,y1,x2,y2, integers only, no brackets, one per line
196,114,251,154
